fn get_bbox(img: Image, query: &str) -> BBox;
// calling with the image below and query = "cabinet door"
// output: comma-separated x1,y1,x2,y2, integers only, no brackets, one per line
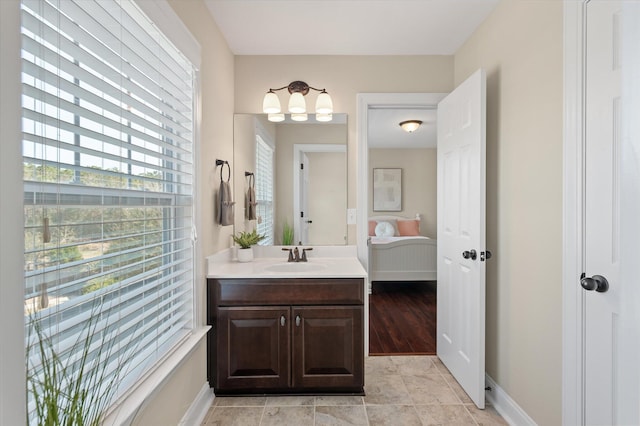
292,306,364,391
217,306,290,391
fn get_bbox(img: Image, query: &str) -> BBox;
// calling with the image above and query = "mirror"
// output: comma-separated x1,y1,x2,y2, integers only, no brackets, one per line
233,114,348,246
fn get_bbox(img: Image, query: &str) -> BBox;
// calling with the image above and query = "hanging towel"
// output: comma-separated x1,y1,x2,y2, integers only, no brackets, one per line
217,163,235,226
246,174,257,220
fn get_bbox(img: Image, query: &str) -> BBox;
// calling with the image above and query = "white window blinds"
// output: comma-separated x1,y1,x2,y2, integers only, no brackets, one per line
21,0,195,414
255,134,275,245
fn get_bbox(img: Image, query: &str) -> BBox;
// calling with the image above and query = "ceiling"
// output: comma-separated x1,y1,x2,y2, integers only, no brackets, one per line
367,108,437,149
204,0,499,56
204,0,498,148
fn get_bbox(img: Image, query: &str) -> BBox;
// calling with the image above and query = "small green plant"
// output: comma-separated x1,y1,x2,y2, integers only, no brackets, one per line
282,221,294,246
232,228,265,249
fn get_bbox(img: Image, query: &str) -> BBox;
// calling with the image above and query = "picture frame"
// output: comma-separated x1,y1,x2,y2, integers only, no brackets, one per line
373,168,402,211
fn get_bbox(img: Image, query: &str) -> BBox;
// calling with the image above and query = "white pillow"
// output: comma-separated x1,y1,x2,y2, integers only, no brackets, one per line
375,221,395,237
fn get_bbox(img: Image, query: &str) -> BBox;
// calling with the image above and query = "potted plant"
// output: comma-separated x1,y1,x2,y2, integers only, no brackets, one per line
232,228,265,262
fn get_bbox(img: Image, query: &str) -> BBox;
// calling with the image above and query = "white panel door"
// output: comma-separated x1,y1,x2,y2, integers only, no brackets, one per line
584,2,640,424
437,69,486,409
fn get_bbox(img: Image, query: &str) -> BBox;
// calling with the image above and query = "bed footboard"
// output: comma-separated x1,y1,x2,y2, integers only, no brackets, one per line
368,238,437,282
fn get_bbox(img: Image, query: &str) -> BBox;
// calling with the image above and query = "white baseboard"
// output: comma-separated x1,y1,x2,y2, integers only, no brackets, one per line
485,374,536,426
179,383,214,426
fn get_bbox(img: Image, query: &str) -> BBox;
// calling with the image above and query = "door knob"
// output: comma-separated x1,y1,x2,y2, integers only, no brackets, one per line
480,250,492,261
462,249,477,260
580,273,609,293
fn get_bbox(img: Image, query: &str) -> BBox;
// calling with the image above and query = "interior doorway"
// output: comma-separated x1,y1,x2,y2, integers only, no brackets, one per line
356,93,447,357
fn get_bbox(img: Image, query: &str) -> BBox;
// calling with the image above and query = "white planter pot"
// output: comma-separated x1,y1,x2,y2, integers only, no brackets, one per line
236,247,254,262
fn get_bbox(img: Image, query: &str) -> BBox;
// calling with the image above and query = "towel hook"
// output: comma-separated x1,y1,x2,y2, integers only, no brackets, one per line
216,159,230,182
245,171,254,187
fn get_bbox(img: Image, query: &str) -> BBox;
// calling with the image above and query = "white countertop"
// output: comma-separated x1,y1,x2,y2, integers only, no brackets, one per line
206,245,367,279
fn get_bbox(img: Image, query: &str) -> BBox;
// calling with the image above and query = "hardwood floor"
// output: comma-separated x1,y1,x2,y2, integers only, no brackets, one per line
368,281,437,355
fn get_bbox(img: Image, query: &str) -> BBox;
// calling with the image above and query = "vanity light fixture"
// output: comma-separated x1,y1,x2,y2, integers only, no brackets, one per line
263,81,333,122
399,120,423,133
267,113,285,122
315,113,333,122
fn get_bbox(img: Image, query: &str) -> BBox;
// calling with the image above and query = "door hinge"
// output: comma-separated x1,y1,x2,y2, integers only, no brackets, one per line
300,211,304,218
300,163,304,170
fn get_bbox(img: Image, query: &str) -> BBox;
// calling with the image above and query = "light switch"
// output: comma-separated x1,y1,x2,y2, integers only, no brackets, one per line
347,208,357,225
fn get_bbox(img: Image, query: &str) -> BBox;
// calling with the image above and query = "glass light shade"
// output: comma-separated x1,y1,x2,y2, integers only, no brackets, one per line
315,92,333,114
399,120,422,133
268,113,285,122
288,92,306,113
290,113,308,122
315,113,332,122
263,91,281,114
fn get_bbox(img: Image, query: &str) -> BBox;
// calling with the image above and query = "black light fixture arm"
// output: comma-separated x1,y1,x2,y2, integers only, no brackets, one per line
267,81,327,96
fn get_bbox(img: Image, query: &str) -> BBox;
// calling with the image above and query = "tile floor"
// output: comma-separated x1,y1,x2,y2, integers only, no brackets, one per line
201,355,507,425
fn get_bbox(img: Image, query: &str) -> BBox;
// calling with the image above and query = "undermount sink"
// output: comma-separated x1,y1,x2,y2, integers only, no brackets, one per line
264,262,328,273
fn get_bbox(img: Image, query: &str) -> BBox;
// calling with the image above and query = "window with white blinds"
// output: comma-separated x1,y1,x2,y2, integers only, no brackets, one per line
255,134,275,245
21,0,195,413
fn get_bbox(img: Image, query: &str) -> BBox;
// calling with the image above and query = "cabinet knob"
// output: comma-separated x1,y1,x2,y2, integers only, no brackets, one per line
295,315,301,327
280,315,285,326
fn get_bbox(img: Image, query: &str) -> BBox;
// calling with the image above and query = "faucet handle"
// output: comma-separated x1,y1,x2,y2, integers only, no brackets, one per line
301,247,313,262
282,247,294,262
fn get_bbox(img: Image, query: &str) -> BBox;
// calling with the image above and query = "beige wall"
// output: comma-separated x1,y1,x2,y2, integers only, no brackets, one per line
454,0,563,424
235,56,455,243
368,148,437,238
132,1,235,424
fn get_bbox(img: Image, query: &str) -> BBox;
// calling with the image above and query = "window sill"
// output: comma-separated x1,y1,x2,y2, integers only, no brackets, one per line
102,326,210,425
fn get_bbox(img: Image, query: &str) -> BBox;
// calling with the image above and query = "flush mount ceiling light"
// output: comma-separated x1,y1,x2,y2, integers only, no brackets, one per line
263,81,333,122
399,120,423,133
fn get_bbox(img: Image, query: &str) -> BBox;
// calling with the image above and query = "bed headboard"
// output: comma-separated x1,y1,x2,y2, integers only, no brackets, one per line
368,213,421,222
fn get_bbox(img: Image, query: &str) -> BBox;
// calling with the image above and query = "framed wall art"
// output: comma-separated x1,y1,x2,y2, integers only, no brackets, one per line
373,168,402,211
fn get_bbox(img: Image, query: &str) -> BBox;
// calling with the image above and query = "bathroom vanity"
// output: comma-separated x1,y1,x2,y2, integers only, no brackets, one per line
206,247,366,395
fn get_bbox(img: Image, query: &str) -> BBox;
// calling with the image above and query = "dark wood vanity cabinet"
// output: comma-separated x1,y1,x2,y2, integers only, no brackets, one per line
207,277,364,394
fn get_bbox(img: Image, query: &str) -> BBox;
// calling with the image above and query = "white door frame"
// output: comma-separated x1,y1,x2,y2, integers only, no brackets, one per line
356,93,447,356
562,1,588,424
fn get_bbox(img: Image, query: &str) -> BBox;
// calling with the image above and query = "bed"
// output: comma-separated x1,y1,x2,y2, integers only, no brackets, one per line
367,214,437,282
